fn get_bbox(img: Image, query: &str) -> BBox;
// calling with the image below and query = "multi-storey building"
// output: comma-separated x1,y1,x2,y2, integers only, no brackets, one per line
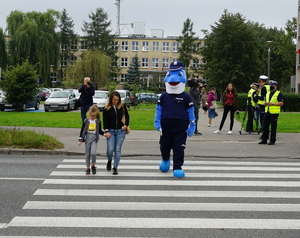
53,25,204,89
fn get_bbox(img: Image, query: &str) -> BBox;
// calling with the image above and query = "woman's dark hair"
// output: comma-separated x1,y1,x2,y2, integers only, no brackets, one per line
105,91,122,110
226,83,237,94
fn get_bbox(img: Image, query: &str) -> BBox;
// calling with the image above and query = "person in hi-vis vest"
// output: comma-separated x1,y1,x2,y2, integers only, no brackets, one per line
255,75,270,131
246,82,259,132
258,80,283,145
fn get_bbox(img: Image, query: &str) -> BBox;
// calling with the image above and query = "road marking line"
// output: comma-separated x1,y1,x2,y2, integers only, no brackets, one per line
43,179,300,187
62,159,300,167
23,201,300,212
50,171,300,178
56,164,300,171
33,189,300,198
8,217,300,229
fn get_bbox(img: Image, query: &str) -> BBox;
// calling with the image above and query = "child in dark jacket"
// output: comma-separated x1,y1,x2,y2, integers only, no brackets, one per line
78,105,104,175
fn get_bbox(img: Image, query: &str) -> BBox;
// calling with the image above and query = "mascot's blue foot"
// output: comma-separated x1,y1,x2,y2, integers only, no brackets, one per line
159,159,170,172
173,169,185,178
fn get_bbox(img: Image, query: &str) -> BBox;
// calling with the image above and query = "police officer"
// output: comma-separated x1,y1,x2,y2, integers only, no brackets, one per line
255,75,270,131
258,80,283,145
246,83,258,132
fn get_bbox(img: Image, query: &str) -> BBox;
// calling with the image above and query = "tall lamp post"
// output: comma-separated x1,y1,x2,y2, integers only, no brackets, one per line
267,41,272,79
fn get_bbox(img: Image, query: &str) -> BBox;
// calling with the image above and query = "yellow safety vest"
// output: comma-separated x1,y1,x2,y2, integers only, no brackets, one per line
265,90,281,114
258,85,270,105
247,88,256,107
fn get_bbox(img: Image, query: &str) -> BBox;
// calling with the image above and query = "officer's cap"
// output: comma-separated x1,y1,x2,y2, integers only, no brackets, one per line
169,60,183,71
251,82,259,87
259,75,268,80
269,80,277,85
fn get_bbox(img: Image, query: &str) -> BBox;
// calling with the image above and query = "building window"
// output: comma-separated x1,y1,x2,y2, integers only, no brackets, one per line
61,44,67,50
70,56,77,66
152,58,159,68
193,59,200,68
50,73,57,82
132,41,139,51
172,42,179,52
81,41,87,50
71,40,77,50
121,57,128,67
121,41,128,51
152,42,159,51
162,58,169,69
162,42,169,52
142,41,149,51
121,74,127,83
112,41,118,51
61,57,67,67
142,58,148,68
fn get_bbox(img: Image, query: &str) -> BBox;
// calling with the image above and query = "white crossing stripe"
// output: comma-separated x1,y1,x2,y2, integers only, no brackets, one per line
33,189,300,198
56,164,300,171
43,178,300,187
23,201,300,212
8,217,300,229
50,171,300,178
62,159,300,166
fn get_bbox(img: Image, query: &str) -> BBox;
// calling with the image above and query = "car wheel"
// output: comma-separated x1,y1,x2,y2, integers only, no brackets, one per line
45,108,49,112
66,104,70,112
142,99,147,103
35,102,40,110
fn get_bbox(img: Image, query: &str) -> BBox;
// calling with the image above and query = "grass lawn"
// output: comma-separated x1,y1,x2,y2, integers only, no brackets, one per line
0,103,299,133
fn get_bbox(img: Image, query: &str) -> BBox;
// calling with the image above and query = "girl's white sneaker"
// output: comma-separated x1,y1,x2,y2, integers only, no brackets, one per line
214,130,221,134
228,130,232,135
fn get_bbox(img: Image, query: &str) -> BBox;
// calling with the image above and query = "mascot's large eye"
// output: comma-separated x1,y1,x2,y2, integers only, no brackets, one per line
178,72,183,76
166,72,170,76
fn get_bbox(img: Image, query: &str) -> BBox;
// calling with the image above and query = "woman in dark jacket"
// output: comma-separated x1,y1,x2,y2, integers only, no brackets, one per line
103,91,129,175
214,83,239,135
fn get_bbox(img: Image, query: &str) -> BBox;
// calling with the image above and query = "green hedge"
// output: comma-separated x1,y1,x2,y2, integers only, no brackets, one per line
236,93,300,112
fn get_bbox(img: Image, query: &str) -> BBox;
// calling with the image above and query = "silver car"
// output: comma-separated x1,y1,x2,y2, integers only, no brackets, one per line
93,90,108,110
44,90,77,112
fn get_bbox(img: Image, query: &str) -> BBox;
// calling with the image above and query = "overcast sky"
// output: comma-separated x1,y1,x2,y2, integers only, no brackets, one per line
0,0,296,38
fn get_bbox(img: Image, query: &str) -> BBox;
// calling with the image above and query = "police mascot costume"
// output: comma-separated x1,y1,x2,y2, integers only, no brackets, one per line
154,60,195,178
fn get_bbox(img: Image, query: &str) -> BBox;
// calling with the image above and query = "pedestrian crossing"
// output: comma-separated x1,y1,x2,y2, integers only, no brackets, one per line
1,157,300,237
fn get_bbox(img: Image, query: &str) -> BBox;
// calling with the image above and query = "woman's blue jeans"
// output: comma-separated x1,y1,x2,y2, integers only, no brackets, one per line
106,129,126,168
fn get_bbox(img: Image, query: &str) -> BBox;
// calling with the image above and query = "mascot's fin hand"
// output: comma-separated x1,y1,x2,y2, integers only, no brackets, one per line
173,169,185,177
186,122,195,137
154,104,163,131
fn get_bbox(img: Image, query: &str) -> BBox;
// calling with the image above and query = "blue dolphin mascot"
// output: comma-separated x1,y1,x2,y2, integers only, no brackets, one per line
154,60,195,177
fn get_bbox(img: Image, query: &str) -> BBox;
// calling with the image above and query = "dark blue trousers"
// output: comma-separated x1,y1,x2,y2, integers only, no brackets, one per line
160,119,189,170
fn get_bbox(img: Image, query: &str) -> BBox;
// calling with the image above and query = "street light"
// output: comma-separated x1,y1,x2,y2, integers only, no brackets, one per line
267,41,272,79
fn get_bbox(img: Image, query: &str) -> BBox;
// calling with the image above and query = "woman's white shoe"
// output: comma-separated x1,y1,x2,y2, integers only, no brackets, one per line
214,130,221,134
228,130,232,135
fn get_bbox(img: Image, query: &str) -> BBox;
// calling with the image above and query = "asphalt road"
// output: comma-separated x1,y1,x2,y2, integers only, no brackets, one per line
1,155,300,237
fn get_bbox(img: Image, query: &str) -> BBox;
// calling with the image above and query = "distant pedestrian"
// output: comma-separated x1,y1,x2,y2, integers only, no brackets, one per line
258,80,283,145
103,91,130,175
214,83,239,135
78,105,104,175
207,87,217,127
201,89,208,115
254,75,270,131
78,77,95,122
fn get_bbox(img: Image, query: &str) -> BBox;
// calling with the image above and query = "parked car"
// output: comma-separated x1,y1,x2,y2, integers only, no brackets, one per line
93,90,109,110
0,92,41,111
136,92,159,103
66,89,81,109
38,88,51,101
44,90,78,112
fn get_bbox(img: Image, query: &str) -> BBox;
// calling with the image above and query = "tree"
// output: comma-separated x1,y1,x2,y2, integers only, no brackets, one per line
0,59,39,111
0,28,7,71
6,10,60,86
200,10,260,93
58,8,76,82
81,8,118,80
65,48,111,89
177,18,199,78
